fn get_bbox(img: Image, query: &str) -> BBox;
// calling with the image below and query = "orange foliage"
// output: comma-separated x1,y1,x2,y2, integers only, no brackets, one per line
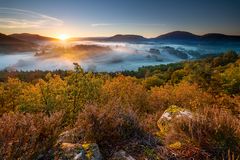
102,75,149,112
149,82,214,112
0,112,63,159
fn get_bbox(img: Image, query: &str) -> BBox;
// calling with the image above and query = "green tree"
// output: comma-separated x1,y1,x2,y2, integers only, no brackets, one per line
220,61,240,95
170,69,186,84
34,73,67,115
63,64,102,124
3,78,23,112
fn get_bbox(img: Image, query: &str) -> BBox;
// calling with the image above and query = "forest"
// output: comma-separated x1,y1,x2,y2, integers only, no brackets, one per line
0,50,239,159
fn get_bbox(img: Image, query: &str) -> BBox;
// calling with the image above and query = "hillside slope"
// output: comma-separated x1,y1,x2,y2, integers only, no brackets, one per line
0,33,37,53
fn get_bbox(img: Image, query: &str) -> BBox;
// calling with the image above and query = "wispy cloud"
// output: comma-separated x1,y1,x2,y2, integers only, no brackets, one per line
91,23,165,27
91,23,114,27
0,8,63,29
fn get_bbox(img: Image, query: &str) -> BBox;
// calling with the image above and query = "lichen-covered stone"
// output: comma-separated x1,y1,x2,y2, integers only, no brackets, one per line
55,130,102,160
57,129,79,144
157,105,192,136
111,150,135,160
55,142,102,160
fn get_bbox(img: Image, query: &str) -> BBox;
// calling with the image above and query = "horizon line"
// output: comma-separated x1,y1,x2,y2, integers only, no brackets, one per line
4,30,240,39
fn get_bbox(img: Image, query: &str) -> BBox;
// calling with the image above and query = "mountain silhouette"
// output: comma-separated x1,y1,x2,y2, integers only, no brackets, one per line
0,33,37,52
10,33,57,44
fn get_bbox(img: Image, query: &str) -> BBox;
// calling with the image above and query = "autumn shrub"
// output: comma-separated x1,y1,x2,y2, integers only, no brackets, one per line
0,75,68,115
0,83,5,114
71,104,161,158
35,73,67,115
75,105,143,144
65,70,102,113
142,75,165,89
214,94,240,115
148,82,214,112
102,75,149,112
148,84,174,113
139,112,163,134
234,96,240,114
62,67,103,126
220,61,240,95
0,78,24,114
15,74,67,114
173,81,214,110
166,107,240,158
17,83,43,113
0,112,63,159
170,69,186,84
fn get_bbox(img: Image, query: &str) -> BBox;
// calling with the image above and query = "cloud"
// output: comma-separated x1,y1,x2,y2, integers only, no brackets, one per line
0,8,63,28
91,23,115,27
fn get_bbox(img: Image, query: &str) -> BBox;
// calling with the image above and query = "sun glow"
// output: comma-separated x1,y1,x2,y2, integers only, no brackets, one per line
58,34,69,41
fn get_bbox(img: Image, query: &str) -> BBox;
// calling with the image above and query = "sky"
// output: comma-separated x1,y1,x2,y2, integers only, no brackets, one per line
0,0,240,38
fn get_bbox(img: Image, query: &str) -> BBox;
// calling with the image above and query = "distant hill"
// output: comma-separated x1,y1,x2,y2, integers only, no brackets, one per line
71,34,147,42
71,31,240,43
152,31,240,42
10,33,57,44
4,31,240,45
201,33,240,41
0,33,25,43
153,31,200,41
103,34,147,42
0,33,37,53
69,37,109,41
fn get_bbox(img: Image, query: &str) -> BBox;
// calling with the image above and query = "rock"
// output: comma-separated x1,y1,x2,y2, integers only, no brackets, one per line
157,105,193,149
57,129,78,144
55,142,102,160
82,143,102,160
111,150,135,160
157,105,192,136
55,130,102,160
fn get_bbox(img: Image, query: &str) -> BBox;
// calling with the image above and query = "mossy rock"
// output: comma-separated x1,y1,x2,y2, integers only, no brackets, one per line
157,105,192,136
55,142,102,160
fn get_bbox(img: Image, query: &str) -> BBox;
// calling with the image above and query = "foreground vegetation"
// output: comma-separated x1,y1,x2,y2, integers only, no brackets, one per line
0,51,239,159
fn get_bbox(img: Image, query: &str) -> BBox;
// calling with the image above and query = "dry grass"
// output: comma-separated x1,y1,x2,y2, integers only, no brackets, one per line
166,107,240,158
75,105,143,144
73,104,160,158
0,112,63,159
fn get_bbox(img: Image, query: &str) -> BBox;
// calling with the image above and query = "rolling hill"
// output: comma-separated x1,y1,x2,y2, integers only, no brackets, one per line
10,33,57,44
104,34,147,42
152,31,240,42
153,31,199,41
0,33,37,53
72,31,240,43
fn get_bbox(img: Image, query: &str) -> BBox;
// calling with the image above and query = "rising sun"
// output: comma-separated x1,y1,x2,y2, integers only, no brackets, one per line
58,34,69,41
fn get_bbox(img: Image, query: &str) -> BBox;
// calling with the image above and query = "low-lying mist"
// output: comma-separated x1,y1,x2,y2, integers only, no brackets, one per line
0,41,239,72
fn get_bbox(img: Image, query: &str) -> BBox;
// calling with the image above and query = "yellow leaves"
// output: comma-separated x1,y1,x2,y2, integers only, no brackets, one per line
219,62,240,94
168,141,182,149
18,84,42,113
2,78,24,112
36,74,67,114
142,75,164,89
102,75,148,112
65,69,102,112
148,81,214,112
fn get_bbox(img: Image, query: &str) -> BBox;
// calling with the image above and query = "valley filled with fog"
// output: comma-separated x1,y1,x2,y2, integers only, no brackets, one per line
0,40,240,72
